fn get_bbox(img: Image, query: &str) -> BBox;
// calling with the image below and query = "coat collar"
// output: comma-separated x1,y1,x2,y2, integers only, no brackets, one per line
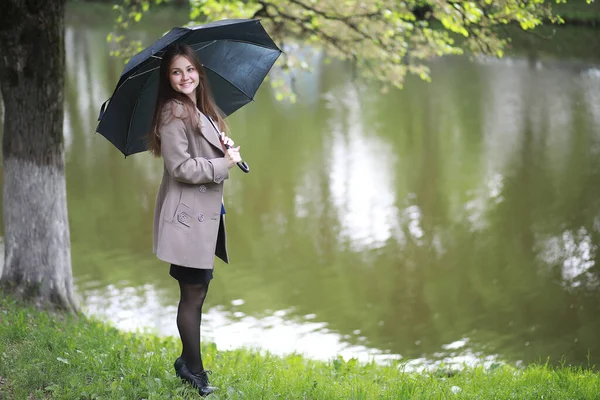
196,110,225,156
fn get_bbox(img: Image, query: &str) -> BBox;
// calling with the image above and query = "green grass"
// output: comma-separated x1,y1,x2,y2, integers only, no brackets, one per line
1,295,599,399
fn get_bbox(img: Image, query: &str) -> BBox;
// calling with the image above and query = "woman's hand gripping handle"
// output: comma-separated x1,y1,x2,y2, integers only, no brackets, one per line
221,134,249,173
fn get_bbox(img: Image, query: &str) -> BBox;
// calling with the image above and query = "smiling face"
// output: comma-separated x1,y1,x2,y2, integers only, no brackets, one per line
168,55,200,102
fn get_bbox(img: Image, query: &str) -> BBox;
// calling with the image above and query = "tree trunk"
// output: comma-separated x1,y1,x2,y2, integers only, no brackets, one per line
0,0,77,312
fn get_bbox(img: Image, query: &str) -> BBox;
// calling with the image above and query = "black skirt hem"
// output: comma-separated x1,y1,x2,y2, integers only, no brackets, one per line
169,264,214,284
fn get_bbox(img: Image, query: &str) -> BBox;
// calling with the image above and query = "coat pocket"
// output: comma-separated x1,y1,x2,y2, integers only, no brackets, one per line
174,202,193,229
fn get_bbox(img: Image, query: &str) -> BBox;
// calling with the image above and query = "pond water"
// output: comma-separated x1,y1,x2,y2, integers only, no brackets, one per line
6,4,600,370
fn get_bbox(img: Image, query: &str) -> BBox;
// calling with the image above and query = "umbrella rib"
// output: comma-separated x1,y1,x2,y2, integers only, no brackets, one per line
124,68,159,155
127,66,160,81
125,42,216,85
156,40,217,56
121,63,254,103
113,67,155,94
189,38,282,53
121,40,266,83
124,87,144,156
122,39,280,88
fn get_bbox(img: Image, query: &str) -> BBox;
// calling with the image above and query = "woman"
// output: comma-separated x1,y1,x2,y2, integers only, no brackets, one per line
148,43,241,396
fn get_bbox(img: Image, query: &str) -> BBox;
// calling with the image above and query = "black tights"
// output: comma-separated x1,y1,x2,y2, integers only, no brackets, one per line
177,281,210,374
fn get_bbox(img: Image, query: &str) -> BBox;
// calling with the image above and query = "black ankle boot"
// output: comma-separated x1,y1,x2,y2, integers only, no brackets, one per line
174,358,217,396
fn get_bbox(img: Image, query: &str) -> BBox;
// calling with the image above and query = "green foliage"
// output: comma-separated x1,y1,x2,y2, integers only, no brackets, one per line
108,0,165,58
1,294,600,398
107,0,588,95
193,0,565,87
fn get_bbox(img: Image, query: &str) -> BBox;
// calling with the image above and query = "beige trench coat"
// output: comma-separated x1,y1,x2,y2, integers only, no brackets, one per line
153,100,229,269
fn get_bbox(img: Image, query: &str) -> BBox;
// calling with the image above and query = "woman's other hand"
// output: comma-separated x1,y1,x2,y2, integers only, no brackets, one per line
225,146,242,169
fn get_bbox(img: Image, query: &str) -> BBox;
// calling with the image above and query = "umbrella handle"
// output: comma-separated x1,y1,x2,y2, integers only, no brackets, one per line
209,117,250,174
225,143,249,173
237,161,250,173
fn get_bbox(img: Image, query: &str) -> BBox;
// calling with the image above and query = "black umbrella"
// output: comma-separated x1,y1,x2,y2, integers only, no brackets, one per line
96,18,282,172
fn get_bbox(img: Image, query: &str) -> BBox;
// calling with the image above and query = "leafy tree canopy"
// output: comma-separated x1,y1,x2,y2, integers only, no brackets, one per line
111,0,592,98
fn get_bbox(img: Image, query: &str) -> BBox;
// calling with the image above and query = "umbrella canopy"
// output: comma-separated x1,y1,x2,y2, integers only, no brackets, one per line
96,19,281,156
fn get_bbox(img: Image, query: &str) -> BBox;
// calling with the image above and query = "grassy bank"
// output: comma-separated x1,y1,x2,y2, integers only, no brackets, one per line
1,296,599,399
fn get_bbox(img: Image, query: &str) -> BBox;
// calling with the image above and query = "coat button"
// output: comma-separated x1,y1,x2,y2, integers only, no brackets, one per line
198,214,204,222
215,174,222,183
199,185,206,193
177,212,191,227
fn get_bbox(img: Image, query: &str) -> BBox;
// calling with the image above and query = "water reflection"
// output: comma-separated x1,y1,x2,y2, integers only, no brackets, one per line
538,227,598,288
79,279,403,362
582,68,600,132
79,278,507,371
324,84,401,250
404,337,501,373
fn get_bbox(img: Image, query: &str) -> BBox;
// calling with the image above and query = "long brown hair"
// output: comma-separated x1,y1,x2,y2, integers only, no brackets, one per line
148,43,229,157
